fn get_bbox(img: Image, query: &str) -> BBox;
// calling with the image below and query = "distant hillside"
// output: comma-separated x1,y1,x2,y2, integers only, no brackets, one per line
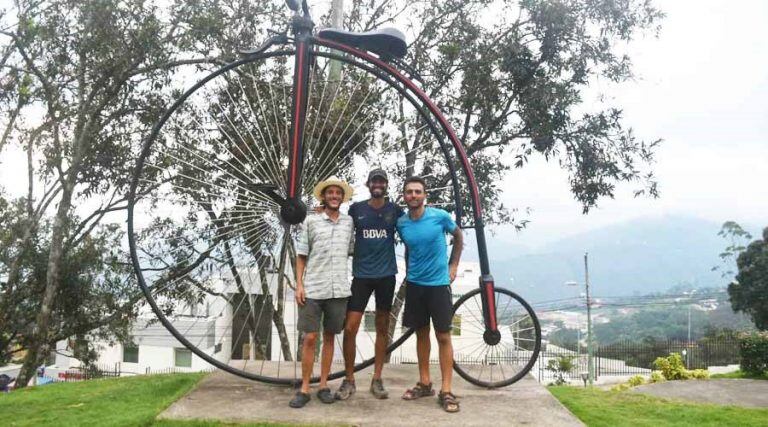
477,216,760,303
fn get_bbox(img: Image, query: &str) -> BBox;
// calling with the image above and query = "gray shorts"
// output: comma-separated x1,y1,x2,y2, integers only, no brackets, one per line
297,297,348,334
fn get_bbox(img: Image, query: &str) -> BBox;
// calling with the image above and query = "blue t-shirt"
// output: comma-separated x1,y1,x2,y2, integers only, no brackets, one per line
396,207,457,286
349,201,403,278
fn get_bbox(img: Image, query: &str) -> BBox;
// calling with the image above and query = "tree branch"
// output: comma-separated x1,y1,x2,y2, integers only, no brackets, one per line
0,89,23,153
126,57,226,79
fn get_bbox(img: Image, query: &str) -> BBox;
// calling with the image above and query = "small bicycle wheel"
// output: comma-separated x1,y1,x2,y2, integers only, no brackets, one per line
451,287,542,388
128,39,478,385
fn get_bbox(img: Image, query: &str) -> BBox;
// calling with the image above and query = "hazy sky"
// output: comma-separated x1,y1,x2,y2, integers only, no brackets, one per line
500,0,768,247
1,0,766,248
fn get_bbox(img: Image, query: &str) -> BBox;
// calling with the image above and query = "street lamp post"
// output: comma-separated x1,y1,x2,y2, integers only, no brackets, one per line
565,252,594,385
686,289,697,368
565,282,582,368
584,252,594,386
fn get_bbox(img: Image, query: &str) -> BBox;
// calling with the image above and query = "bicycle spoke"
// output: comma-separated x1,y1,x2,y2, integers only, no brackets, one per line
128,44,522,386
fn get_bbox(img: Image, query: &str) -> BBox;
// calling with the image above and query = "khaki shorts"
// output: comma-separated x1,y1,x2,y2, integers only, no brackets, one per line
297,297,348,334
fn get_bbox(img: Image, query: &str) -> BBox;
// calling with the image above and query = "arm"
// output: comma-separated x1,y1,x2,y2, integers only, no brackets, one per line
448,227,463,283
404,246,409,277
295,221,310,306
397,220,408,278
348,224,355,256
295,254,307,305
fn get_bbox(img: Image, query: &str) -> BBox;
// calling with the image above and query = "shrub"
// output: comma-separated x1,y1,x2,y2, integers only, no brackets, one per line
690,369,710,379
738,332,768,376
546,355,575,385
627,375,646,387
653,352,688,380
611,383,630,392
650,371,666,383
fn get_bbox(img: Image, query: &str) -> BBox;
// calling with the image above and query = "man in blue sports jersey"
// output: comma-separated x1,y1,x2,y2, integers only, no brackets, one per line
397,175,463,413
334,168,403,401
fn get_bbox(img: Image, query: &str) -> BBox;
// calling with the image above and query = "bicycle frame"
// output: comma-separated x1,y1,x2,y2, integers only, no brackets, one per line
280,2,500,342
126,0,541,388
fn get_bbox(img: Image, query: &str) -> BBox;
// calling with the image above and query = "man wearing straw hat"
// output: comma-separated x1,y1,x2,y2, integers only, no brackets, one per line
290,176,355,409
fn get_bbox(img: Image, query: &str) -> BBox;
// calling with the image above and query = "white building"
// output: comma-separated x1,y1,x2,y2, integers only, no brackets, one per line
55,260,490,375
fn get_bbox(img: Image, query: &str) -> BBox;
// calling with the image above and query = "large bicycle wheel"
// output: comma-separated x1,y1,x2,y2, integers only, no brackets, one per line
452,287,542,388
128,39,478,385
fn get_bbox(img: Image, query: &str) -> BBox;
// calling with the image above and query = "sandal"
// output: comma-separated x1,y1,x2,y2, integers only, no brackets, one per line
402,382,435,400
438,391,460,413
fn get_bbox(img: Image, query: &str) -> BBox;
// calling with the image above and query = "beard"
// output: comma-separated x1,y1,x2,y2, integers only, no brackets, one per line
370,188,386,198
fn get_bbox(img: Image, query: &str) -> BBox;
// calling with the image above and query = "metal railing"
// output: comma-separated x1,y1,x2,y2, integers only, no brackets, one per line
537,337,740,383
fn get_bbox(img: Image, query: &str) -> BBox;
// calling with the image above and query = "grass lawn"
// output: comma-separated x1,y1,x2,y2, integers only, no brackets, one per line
711,370,768,380
0,373,291,426
549,386,768,427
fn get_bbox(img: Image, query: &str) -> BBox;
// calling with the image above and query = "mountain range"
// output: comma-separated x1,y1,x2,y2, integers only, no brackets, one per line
467,215,762,303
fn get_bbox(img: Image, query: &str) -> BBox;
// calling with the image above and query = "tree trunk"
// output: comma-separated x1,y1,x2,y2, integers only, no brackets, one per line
15,185,74,388
272,232,293,361
248,240,293,361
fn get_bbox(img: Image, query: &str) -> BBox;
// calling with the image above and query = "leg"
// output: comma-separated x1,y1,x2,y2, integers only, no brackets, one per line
372,275,396,381
401,282,434,400
416,324,431,385
428,285,460,413
318,298,347,404
300,332,318,393
319,329,336,389
344,278,375,382
343,311,363,382
373,310,390,380
295,299,322,395
435,330,453,393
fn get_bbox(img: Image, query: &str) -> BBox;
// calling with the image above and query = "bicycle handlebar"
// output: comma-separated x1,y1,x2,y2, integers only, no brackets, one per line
285,0,311,17
285,0,299,11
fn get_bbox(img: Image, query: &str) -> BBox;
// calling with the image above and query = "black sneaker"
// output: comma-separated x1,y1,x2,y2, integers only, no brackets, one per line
317,387,335,404
289,391,311,408
334,379,356,400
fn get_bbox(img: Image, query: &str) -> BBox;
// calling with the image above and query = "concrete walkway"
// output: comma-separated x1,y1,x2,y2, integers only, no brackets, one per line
632,379,768,408
159,362,583,426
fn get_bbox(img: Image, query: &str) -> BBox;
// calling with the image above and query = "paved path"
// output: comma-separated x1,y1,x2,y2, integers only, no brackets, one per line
632,379,768,408
159,362,583,426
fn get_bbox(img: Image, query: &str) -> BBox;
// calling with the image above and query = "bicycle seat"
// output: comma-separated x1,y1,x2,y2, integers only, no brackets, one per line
317,27,407,59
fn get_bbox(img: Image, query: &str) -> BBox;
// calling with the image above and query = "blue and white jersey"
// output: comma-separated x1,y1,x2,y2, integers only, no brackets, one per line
349,201,403,278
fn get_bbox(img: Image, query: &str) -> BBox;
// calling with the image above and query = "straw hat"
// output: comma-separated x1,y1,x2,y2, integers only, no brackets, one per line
312,176,354,202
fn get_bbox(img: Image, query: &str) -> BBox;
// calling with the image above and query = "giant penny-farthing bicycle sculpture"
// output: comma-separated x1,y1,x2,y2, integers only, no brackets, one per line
128,0,541,389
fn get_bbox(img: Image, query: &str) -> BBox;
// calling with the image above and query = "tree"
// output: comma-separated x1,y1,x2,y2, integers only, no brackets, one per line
343,0,664,341
0,192,135,368
713,221,753,278
2,0,666,384
347,0,663,220
0,0,281,386
728,227,768,330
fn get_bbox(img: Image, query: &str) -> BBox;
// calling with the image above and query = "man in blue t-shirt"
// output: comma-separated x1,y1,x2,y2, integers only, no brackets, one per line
396,176,463,413
334,168,403,401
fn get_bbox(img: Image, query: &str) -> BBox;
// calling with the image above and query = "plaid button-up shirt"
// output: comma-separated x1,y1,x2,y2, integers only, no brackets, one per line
296,211,354,299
